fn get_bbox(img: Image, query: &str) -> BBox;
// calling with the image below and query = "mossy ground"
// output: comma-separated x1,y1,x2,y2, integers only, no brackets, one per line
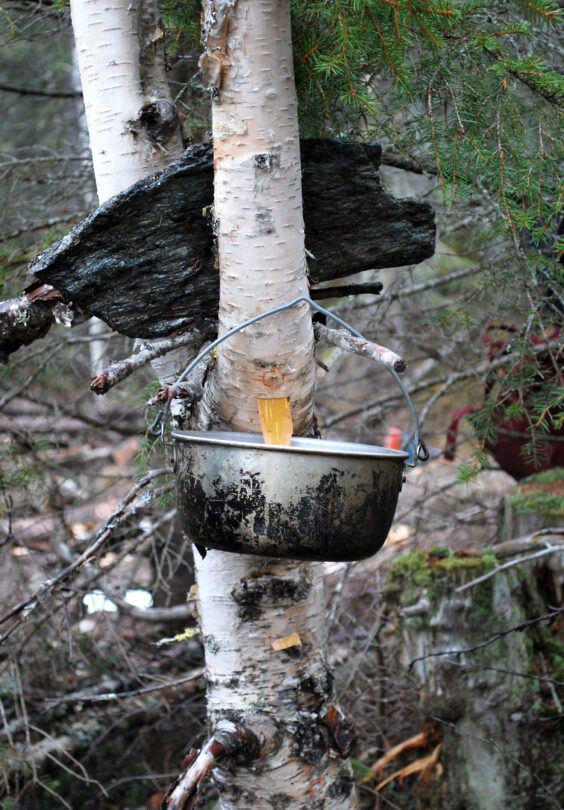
385,547,497,615
506,467,564,518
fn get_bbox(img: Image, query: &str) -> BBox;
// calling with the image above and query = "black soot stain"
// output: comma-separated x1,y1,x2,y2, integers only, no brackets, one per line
292,720,328,764
231,575,312,621
329,771,355,798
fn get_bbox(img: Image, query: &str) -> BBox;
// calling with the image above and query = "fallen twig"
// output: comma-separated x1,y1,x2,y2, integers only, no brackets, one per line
44,668,204,704
105,594,193,623
493,529,564,558
0,467,172,638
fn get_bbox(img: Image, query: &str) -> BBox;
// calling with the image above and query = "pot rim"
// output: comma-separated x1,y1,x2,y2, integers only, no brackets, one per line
171,429,410,461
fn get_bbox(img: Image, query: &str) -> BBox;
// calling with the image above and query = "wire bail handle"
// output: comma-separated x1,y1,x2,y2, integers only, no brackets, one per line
150,295,429,467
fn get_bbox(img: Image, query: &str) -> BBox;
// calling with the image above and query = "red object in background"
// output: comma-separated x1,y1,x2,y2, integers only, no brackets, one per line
444,324,564,480
385,427,404,450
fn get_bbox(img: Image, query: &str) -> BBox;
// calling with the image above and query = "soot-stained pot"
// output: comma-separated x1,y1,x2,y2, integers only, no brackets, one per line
172,430,409,562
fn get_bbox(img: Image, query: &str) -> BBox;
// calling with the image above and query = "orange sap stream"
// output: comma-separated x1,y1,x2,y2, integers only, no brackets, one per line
257,397,293,445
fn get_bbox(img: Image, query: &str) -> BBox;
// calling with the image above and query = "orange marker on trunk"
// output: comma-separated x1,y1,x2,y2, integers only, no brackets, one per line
257,397,293,445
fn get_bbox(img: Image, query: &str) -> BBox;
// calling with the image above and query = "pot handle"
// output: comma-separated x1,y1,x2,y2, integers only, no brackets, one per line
150,294,429,467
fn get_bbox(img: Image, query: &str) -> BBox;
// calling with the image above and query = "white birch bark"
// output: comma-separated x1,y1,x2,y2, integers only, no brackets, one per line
70,0,186,383
198,0,315,434
70,0,184,205
195,2,359,807
194,552,359,808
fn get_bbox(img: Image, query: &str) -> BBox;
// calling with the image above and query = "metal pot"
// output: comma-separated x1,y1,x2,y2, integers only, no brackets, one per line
154,295,427,562
173,431,408,561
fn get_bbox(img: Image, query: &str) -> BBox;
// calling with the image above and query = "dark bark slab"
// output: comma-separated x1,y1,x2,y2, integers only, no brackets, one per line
31,142,216,341
29,139,435,339
301,139,434,284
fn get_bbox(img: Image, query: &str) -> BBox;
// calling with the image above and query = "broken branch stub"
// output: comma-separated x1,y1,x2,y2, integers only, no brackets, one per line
0,285,74,362
29,139,435,340
163,718,278,810
314,321,407,373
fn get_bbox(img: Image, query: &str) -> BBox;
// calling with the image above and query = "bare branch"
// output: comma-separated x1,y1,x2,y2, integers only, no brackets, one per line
456,531,564,593
107,596,193,623
0,343,63,406
441,657,564,688
310,281,383,299
314,322,406,373
90,321,217,394
44,668,204,704
164,740,225,810
381,150,437,175
0,214,86,244
323,337,562,429
409,607,564,670
484,47,564,107
0,82,82,99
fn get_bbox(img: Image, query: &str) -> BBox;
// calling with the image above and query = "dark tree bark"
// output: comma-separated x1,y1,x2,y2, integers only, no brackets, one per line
28,139,435,339
0,285,75,363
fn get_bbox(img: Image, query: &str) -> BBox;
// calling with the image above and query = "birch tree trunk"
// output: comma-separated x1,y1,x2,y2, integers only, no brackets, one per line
70,0,183,204
197,1,315,433
70,0,187,382
194,2,359,806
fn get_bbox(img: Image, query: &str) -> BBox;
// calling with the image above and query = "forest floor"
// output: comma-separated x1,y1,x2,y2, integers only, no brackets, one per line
1,325,560,810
